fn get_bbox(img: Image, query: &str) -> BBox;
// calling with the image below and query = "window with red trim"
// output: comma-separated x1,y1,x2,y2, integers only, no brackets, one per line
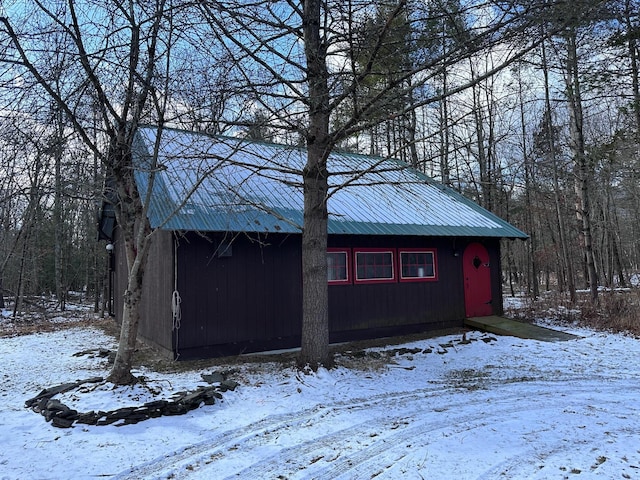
354,249,395,283
327,249,350,284
399,249,437,282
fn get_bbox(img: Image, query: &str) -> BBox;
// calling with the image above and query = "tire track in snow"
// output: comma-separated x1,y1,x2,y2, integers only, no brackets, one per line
112,382,460,480
471,386,640,480
232,380,637,480
114,374,637,479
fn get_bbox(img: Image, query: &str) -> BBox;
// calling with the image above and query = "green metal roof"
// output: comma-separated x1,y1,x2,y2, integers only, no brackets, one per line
132,126,528,239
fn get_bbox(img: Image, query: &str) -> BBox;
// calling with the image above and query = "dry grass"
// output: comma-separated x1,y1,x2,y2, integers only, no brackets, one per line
506,288,640,337
579,289,640,335
0,312,115,338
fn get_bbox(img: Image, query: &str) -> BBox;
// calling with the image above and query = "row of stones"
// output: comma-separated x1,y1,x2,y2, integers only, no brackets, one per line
25,375,239,429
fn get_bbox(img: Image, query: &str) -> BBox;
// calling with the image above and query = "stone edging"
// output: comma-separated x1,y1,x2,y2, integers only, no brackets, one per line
25,375,239,429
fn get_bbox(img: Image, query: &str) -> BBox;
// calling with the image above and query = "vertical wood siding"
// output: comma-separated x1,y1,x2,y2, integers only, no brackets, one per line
327,235,466,342
174,232,303,358
164,233,506,359
115,229,505,359
111,228,174,356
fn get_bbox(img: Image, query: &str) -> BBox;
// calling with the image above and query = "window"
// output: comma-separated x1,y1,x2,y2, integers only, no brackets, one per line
354,249,396,284
399,249,437,282
328,247,438,285
327,249,350,284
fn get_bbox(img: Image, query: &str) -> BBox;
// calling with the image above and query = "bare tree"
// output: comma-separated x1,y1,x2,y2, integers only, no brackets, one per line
0,0,186,384
540,36,577,301
563,26,598,302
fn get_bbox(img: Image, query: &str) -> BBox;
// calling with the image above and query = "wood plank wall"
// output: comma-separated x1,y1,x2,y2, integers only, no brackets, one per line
170,232,502,359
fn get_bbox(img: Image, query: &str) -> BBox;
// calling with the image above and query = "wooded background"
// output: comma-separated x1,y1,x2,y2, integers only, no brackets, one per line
1,0,638,315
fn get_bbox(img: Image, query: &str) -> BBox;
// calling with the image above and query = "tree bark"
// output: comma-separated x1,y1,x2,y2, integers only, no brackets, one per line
565,29,598,303
106,130,152,385
624,0,640,139
53,108,66,311
107,235,148,385
298,0,333,370
517,66,539,298
439,66,451,185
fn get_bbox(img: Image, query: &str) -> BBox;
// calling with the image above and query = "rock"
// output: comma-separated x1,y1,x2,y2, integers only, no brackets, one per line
51,416,75,428
75,411,101,425
25,377,103,408
163,403,192,416
201,372,225,384
72,348,112,359
219,379,239,392
45,399,68,413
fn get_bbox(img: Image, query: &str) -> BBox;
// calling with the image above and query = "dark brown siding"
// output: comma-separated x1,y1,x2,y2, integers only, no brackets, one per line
111,228,174,356
174,232,303,358
115,229,505,359
171,233,503,359
139,230,174,354
327,235,465,342
490,239,504,316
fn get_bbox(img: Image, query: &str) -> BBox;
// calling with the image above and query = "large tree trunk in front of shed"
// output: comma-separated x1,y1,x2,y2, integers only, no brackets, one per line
297,0,333,370
299,157,331,370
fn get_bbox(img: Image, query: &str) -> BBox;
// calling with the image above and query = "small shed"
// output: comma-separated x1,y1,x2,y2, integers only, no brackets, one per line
100,126,527,360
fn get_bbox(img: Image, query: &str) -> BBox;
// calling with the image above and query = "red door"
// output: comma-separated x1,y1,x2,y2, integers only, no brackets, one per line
463,242,493,317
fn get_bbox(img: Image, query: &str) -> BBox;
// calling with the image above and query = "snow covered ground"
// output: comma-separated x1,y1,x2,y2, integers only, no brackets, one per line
1,303,640,479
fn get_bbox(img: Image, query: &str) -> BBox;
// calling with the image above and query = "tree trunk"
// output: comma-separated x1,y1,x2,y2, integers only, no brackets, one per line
542,37,576,302
625,0,640,138
439,66,451,185
93,137,102,313
471,80,489,208
298,0,333,370
607,198,627,287
407,106,419,168
106,134,152,385
53,108,66,311
518,68,539,298
13,236,29,317
565,30,598,303
107,236,147,385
